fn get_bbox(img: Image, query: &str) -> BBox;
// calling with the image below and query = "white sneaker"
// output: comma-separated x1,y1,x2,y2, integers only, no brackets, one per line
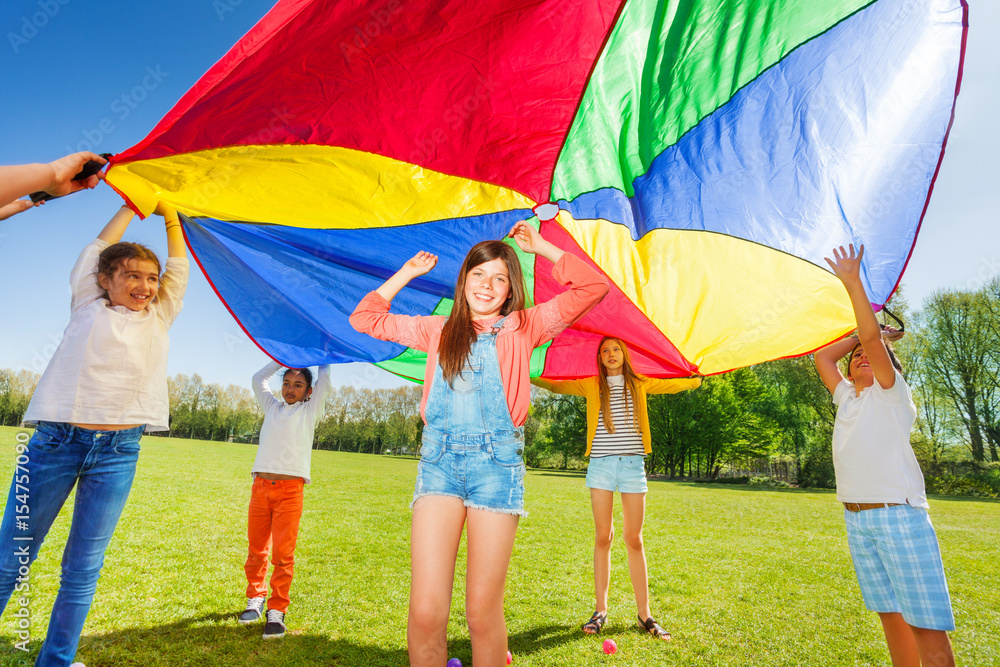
263,608,286,639
239,596,266,624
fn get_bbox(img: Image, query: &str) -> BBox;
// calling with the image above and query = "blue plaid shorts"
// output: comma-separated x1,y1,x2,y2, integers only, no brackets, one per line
844,504,955,631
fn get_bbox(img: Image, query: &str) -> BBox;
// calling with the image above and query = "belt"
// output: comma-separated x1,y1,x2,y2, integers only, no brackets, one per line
843,502,903,512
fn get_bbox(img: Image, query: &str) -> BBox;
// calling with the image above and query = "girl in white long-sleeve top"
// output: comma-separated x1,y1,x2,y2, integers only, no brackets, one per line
0,204,188,667
238,361,331,640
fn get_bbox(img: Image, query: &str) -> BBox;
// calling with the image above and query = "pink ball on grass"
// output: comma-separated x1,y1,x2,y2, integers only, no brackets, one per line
602,639,617,655
446,660,462,667
506,650,513,664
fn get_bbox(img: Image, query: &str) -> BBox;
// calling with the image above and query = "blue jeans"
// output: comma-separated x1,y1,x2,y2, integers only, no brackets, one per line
0,422,143,667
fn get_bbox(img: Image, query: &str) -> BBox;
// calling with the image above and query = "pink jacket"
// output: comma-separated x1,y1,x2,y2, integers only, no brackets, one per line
350,253,609,426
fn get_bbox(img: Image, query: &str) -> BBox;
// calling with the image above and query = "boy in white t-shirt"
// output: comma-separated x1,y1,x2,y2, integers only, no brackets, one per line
815,244,955,667
238,361,331,639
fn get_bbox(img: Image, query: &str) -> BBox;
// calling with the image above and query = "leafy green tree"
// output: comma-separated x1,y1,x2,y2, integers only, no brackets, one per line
0,369,39,426
753,357,834,483
531,390,586,469
916,290,996,462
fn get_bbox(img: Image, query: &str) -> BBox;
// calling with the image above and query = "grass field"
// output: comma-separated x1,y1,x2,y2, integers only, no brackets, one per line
0,425,996,666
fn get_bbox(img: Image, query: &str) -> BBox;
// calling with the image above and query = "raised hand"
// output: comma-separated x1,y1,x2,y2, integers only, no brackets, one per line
402,251,438,278
880,325,905,343
824,244,864,284
508,221,541,254
45,152,106,197
508,221,564,263
374,251,439,302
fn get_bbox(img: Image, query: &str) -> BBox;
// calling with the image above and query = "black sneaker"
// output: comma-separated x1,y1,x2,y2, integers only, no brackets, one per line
263,609,286,639
239,597,266,624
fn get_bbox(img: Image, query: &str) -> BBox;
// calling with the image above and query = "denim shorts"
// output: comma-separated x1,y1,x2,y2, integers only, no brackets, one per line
845,504,955,631
412,428,527,517
586,455,648,493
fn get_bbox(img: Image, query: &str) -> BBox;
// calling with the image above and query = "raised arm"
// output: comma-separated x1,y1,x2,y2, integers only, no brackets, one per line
350,252,440,351
150,204,190,325
158,203,187,259
97,205,136,244
814,336,858,395
252,361,283,410
531,376,588,396
509,220,564,264
509,221,609,342
643,376,702,394
824,244,898,390
0,152,106,215
312,365,333,405
375,251,438,302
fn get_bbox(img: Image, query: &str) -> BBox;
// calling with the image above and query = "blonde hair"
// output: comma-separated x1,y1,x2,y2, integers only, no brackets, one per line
597,337,642,434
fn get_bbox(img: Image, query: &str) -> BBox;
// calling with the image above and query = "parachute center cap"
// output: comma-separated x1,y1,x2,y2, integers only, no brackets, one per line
533,202,559,221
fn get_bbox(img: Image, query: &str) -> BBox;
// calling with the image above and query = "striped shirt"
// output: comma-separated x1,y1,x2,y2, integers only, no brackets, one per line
590,375,645,458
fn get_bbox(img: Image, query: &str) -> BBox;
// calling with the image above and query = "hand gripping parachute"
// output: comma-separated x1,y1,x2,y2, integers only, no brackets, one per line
106,0,967,381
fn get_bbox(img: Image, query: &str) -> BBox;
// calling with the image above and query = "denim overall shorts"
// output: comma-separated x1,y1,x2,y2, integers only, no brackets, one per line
413,315,527,516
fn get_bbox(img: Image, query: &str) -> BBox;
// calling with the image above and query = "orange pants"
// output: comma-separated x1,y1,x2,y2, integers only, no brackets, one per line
245,477,304,613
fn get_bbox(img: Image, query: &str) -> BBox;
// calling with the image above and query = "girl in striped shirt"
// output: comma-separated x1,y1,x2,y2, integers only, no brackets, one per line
534,337,699,640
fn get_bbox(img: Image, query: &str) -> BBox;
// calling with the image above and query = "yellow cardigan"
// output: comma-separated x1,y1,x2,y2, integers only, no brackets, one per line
532,375,701,456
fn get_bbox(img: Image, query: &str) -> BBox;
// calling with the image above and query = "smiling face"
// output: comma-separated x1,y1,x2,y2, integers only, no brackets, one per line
847,344,874,388
282,369,313,405
599,339,626,376
99,259,160,311
463,257,512,320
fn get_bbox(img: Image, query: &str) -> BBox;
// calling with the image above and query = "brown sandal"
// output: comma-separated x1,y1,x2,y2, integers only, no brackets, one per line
638,615,671,640
582,610,607,634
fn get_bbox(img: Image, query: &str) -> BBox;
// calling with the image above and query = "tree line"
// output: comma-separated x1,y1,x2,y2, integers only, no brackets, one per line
1,279,998,495
165,373,425,456
0,368,425,455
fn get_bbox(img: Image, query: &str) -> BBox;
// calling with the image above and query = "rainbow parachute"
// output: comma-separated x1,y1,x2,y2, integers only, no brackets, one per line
107,0,967,381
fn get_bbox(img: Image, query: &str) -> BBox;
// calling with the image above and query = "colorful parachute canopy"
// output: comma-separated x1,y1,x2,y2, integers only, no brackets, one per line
107,0,967,381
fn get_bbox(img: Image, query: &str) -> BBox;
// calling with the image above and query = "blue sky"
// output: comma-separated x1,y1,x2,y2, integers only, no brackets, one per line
1,1,997,390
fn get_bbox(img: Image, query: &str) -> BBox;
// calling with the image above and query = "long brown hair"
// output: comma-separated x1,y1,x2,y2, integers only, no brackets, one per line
597,336,642,434
439,240,526,385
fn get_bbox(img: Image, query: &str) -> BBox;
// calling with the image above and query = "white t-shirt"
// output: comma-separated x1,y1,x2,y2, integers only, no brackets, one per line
251,361,332,483
24,239,188,432
832,370,928,508
590,375,645,458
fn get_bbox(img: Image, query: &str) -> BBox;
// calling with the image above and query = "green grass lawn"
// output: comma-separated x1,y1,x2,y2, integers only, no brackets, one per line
0,425,996,666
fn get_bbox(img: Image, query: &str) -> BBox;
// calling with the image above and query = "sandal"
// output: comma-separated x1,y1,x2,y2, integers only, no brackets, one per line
638,615,671,640
582,610,607,634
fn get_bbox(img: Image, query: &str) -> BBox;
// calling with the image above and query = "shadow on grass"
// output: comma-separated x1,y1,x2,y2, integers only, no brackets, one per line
447,624,578,665
531,469,586,478
0,615,580,667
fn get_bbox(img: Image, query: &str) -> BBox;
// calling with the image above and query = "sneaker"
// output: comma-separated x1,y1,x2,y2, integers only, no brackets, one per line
239,596,266,624
263,609,286,639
